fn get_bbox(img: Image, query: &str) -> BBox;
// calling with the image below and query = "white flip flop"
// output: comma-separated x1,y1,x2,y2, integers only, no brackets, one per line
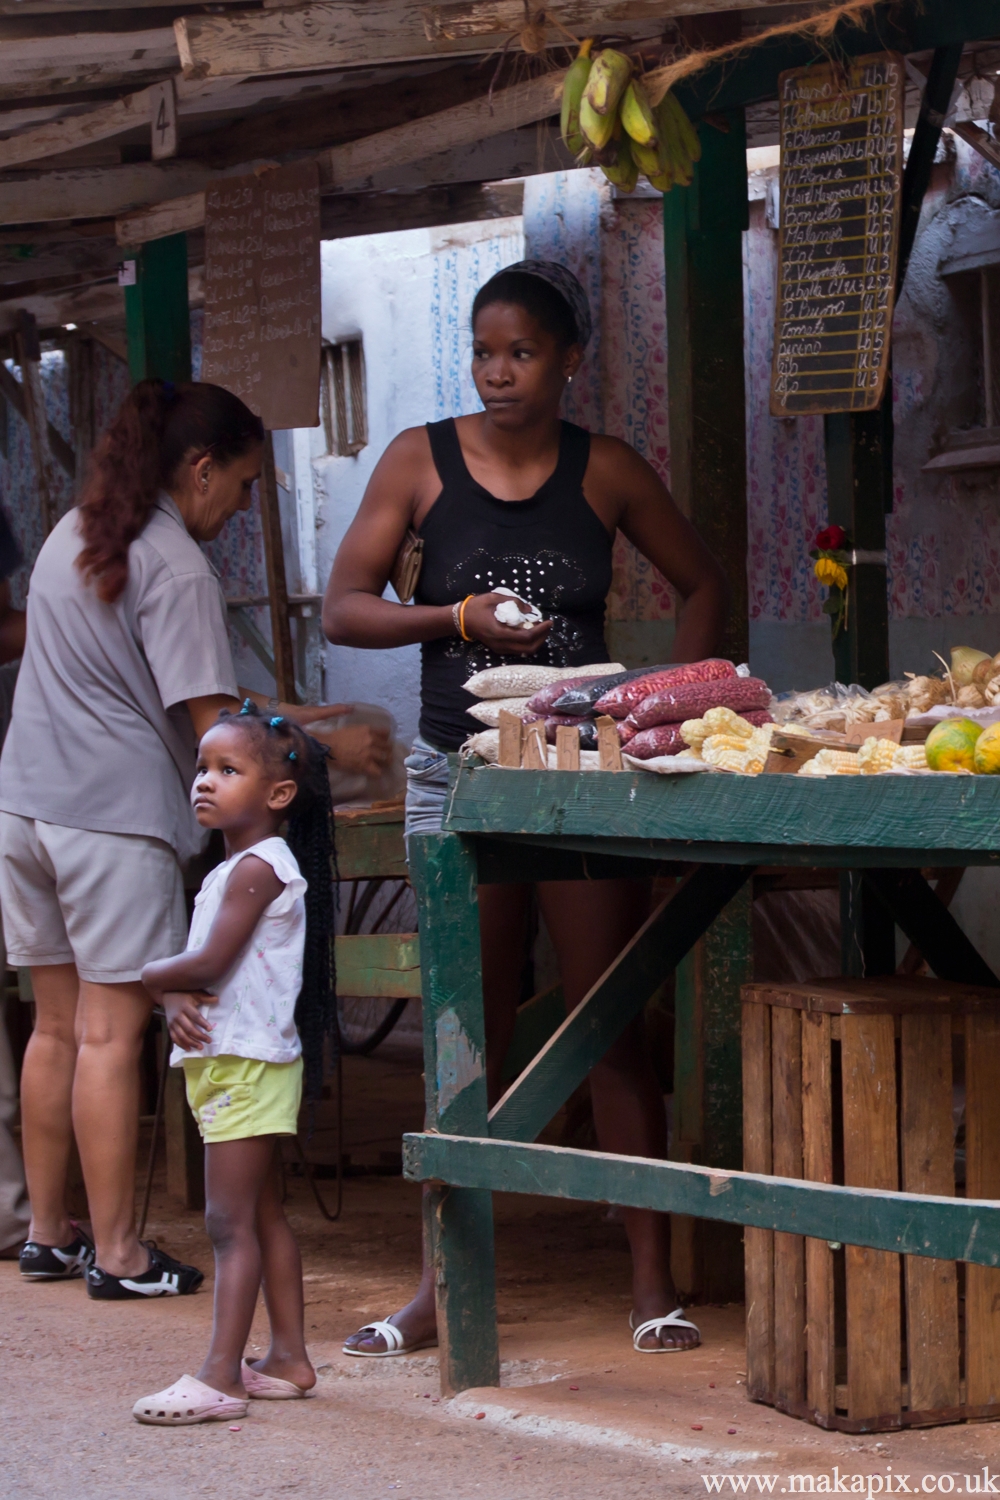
242,1359,308,1399
629,1308,702,1353
132,1373,249,1425
342,1319,439,1358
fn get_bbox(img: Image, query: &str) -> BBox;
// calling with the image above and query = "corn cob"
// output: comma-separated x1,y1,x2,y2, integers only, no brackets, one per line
704,746,766,775
892,744,928,770
798,748,861,776
857,737,897,773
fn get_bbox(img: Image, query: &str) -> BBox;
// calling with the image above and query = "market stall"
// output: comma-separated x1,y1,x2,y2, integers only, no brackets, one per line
402,745,1000,1410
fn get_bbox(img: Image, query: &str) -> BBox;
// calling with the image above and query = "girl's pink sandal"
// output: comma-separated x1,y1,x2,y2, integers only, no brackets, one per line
242,1359,308,1399
132,1374,249,1425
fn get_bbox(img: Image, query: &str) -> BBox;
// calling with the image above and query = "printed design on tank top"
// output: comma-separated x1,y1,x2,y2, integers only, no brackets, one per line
442,547,588,672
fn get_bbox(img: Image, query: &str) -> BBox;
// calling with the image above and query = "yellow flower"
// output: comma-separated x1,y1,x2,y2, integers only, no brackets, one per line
814,557,848,590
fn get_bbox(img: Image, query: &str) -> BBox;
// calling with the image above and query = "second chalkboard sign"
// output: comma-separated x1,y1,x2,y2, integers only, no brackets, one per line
770,52,904,418
202,160,321,432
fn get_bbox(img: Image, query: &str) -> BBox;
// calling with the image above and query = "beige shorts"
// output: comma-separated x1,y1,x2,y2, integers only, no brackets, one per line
0,814,187,984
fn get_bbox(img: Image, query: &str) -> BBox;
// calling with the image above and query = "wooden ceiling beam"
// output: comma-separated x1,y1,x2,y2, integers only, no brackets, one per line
421,0,778,39
173,0,668,81
0,264,203,335
0,27,178,102
113,66,566,242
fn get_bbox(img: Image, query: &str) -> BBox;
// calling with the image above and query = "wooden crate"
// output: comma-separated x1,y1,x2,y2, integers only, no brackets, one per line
742,977,1000,1432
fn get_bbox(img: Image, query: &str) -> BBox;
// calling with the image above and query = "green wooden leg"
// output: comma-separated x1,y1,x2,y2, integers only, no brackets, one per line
409,832,500,1395
672,884,753,1301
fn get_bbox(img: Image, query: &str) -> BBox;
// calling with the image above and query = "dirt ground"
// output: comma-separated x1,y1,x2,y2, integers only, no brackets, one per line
3,1045,999,1499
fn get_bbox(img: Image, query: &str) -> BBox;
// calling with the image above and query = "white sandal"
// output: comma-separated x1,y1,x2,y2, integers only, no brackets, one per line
630,1308,701,1353
132,1373,249,1425
342,1319,439,1358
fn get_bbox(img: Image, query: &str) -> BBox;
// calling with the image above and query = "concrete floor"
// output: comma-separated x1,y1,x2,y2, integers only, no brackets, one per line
3,1047,999,1498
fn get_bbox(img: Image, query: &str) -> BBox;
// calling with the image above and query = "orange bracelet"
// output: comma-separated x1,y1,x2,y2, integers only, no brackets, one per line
458,594,474,642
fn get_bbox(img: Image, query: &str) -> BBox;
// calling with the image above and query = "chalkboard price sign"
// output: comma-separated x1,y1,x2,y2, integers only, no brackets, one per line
202,160,321,432
770,52,904,417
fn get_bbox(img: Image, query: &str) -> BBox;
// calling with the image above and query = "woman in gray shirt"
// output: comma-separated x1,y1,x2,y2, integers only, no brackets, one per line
0,379,388,1299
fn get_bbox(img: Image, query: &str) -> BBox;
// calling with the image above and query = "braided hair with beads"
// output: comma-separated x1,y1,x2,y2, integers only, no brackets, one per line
225,701,338,1100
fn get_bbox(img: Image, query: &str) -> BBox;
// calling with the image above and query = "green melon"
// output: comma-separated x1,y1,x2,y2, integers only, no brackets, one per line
925,717,983,772
973,720,1000,774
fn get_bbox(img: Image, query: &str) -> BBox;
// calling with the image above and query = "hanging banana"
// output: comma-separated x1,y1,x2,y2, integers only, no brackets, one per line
601,133,638,193
584,48,632,116
560,39,593,158
619,79,657,148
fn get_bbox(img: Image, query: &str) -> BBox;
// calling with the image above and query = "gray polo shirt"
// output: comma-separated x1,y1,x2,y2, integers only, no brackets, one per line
0,494,238,863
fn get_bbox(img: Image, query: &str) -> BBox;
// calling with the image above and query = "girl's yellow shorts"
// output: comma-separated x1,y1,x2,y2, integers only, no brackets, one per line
182,1055,303,1143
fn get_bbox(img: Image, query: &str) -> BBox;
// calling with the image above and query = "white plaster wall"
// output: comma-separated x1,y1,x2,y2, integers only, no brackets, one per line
288,217,523,743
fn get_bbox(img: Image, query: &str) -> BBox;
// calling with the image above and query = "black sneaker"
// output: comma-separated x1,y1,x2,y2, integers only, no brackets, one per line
85,1243,204,1300
19,1225,95,1281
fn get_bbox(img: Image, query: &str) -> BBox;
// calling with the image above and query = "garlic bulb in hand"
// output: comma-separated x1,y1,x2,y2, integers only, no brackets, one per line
493,587,544,629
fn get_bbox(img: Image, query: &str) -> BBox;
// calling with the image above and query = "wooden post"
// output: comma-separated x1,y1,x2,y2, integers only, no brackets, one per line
664,106,749,664
15,310,57,534
66,331,95,487
258,433,297,704
409,832,499,1396
123,232,192,384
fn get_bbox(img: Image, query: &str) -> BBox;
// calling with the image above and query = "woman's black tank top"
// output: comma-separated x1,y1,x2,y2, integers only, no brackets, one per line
414,417,613,751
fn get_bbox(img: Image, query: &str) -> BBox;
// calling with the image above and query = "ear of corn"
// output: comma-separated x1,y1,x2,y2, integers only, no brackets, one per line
857,737,897,773
798,748,861,776
893,743,929,770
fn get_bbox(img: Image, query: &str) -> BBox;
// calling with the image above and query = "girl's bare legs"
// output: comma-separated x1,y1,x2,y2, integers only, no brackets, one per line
21,963,79,1246
248,1151,315,1389
537,879,694,1350
73,979,153,1277
199,1136,313,1397
342,883,530,1354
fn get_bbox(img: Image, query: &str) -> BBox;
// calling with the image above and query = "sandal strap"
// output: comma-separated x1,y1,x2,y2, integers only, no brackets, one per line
357,1319,406,1352
631,1308,701,1349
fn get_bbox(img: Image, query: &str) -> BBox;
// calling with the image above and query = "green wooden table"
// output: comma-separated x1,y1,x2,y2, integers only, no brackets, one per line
402,764,1000,1394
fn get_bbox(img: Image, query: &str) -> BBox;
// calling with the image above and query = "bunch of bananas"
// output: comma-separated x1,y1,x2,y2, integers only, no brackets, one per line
560,40,701,193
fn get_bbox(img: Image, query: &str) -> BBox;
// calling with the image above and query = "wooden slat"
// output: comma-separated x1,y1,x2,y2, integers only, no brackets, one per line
422,0,778,38
521,721,547,770
842,1013,901,1424
863,868,1000,988
801,1008,835,1425
742,999,773,1403
403,1131,1000,1267
771,1005,805,1408
502,983,564,1084
335,932,421,999
15,312,56,533
555,725,580,771
488,864,754,1145
966,1012,1000,1406
900,1011,959,1414
0,358,74,479
0,25,177,101
333,811,407,881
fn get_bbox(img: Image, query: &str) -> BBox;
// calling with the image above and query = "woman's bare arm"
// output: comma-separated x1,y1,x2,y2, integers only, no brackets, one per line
586,437,730,662
323,427,551,657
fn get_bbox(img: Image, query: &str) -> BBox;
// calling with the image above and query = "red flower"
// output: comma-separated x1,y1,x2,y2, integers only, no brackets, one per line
815,524,847,551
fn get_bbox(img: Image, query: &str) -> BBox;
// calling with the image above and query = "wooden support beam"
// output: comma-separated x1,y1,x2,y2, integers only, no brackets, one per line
0,25,177,102
66,330,95,479
123,232,191,384
174,0,666,82
897,45,964,296
823,408,891,691
422,0,777,39
664,106,748,664
0,356,74,478
488,863,754,1145
0,82,158,170
334,932,421,998
258,432,297,704
14,309,58,531
402,1132,1000,1268
408,832,500,1396
863,867,1000,988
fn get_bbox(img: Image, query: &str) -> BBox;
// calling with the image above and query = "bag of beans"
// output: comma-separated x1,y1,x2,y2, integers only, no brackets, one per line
631,676,771,729
594,659,737,718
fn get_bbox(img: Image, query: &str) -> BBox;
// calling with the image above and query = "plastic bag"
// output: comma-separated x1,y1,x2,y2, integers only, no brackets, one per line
594,659,736,718
548,665,658,714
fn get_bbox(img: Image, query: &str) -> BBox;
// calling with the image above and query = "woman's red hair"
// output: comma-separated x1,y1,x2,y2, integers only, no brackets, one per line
76,378,264,603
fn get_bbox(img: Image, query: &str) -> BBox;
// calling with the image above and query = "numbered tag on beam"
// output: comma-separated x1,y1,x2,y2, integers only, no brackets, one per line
150,79,178,161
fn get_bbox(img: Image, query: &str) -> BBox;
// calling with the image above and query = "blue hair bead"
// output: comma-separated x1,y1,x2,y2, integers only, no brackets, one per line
239,698,254,715
288,750,297,761
270,715,285,727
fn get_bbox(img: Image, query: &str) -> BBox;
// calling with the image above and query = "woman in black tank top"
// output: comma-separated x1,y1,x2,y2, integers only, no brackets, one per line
325,261,727,1357
418,415,611,748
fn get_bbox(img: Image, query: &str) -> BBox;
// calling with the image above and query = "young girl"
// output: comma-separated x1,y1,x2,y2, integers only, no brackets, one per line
132,701,335,1425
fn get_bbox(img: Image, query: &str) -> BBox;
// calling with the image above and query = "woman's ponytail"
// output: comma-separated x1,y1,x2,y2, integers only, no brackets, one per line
76,378,263,603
